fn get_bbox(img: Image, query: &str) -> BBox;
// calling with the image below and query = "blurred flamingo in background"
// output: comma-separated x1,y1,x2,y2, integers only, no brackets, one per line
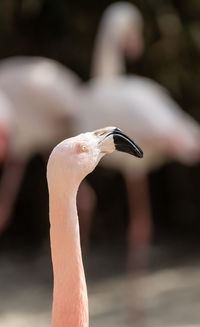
76,1,145,251
0,56,91,233
77,77,200,262
47,127,142,327
75,2,200,266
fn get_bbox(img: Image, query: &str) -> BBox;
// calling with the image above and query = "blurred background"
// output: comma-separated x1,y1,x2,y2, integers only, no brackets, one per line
0,0,200,326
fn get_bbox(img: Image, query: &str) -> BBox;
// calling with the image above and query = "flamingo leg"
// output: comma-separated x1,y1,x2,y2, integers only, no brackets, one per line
0,159,26,233
125,175,152,326
126,174,153,269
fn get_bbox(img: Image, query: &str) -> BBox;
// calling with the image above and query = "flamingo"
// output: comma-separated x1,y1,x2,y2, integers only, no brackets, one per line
0,56,85,232
74,2,200,266
71,1,144,251
47,126,143,326
76,46,200,267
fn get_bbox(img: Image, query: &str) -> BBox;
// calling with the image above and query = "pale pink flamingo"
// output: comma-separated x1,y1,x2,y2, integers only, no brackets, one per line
76,78,200,266
75,1,145,251
75,2,200,266
0,56,95,234
47,126,143,326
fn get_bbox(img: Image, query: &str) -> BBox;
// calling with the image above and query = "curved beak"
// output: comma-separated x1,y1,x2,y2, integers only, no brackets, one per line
123,34,144,60
112,128,143,157
99,127,143,158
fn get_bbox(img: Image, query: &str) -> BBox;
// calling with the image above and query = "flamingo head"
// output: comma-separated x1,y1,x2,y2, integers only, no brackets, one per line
104,2,144,60
47,127,143,187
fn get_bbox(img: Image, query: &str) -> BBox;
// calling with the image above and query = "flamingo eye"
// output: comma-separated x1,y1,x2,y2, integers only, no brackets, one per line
76,143,88,154
81,145,87,152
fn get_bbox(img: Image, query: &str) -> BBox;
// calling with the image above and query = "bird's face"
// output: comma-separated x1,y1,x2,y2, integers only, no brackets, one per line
107,3,144,60
47,127,143,186
120,21,144,60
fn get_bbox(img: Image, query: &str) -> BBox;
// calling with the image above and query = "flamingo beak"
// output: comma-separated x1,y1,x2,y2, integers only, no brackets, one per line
122,33,144,60
105,128,143,158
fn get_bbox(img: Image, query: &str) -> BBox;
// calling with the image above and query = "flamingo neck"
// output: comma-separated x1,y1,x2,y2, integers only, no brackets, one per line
49,184,88,327
91,32,125,78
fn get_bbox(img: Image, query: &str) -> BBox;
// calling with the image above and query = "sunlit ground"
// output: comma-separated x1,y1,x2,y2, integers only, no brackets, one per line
0,241,200,327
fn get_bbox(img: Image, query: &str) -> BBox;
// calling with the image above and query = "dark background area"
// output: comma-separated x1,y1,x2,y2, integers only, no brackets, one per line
0,0,200,251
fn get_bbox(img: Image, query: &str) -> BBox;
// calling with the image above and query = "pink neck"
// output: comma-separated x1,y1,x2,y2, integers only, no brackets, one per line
49,185,88,327
91,31,124,78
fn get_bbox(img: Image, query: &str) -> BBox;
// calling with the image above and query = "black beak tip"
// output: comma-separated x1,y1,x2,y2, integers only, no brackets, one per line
113,128,143,158
136,147,143,158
